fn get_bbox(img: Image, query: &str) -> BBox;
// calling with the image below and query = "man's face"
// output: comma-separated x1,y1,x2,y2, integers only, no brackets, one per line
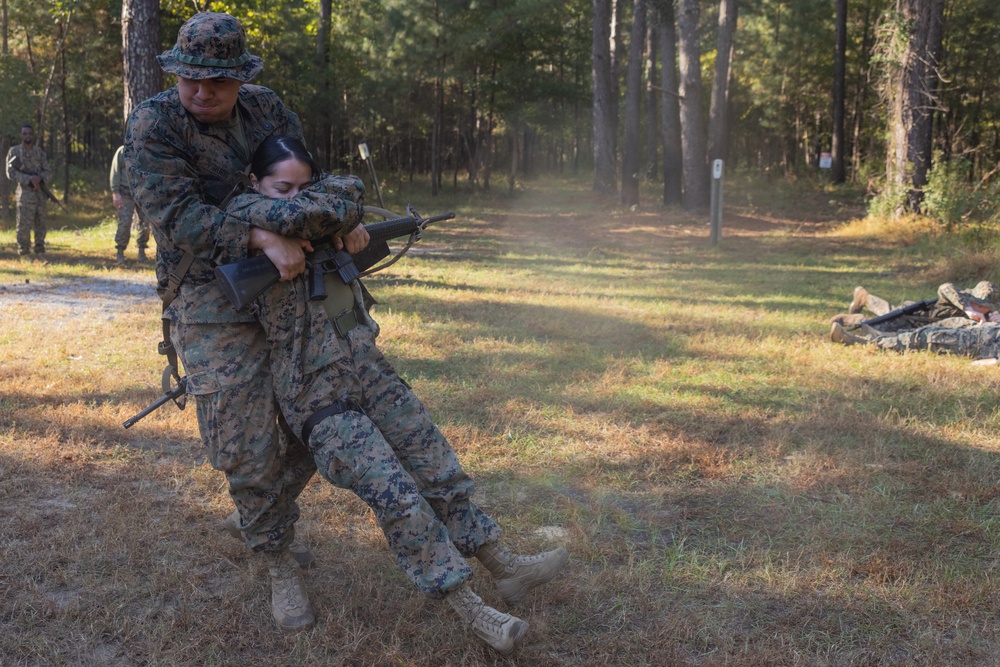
20,126,34,146
176,76,243,124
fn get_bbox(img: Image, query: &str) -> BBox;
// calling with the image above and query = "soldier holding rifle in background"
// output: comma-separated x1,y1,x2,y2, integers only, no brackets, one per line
5,123,51,261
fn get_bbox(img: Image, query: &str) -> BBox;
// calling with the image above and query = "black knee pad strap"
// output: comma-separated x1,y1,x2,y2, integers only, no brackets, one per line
301,399,365,444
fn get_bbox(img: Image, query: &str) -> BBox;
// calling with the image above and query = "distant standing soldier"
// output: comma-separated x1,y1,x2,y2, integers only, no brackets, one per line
5,124,51,260
109,145,150,263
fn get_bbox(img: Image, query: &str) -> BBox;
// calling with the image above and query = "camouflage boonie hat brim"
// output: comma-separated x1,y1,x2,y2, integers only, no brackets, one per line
157,12,263,82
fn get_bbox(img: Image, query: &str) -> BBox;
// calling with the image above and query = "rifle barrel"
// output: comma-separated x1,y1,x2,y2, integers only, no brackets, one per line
855,298,938,329
364,212,455,246
122,382,186,429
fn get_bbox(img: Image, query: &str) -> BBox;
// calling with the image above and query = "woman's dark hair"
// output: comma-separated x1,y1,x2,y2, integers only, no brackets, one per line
250,135,319,181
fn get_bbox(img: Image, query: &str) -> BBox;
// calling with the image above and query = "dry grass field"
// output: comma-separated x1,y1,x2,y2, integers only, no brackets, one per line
2,176,1000,666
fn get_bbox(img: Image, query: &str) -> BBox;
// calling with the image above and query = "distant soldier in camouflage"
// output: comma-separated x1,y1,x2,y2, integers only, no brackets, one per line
109,145,151,263
124,12,362,634
5,124,51,259
221,135,568,656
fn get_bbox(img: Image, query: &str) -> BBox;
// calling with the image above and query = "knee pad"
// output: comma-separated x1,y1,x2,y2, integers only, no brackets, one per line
301,398,365,444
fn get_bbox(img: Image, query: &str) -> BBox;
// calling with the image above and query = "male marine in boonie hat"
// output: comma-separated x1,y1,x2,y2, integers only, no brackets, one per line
157,12,263,82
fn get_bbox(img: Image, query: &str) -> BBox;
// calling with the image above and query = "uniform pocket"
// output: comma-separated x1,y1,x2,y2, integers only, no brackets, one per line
184,368,261,474
184,368,221,396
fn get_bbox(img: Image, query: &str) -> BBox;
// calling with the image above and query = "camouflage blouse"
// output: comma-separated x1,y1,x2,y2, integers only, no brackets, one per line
5,143,51,195
125,84,363,323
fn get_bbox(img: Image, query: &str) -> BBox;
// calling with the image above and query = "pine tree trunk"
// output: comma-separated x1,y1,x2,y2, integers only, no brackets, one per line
707,0,738,164
60,18,69,202
644,20,659,180
884,0,945,213
122,0,162,124
677,0,708,210
592,0,617,193
621,0,647,206
314,0,333,167
656,0,683,206
831,0,847,183
850,0,876,177
432,76,442,196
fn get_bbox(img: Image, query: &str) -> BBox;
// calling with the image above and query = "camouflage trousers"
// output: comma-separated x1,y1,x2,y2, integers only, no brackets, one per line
15,189,46,254
868,317,1000,357
114,194,151,251
277,322,501,598
170,319,316,553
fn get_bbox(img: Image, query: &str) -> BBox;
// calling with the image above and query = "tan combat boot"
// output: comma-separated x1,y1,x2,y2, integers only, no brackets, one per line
224,510,315,568
831,322,870,346
476,542,569,605
828,313,866,327
446,584,528,656
265,548,315,632
137,247,147,261
849,286,869,314
115,249,126,264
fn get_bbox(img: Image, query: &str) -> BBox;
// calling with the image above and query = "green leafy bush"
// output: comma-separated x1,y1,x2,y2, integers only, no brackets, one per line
922,155,981,228
866,178,907,219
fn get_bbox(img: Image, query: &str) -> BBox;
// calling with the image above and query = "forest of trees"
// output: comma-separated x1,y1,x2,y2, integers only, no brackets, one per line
1,0,998,222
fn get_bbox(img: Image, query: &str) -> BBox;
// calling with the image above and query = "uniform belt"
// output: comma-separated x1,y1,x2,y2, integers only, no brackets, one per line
332,305,363,337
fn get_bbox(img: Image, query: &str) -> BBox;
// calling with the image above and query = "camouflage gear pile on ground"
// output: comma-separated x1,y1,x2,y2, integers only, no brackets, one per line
864,317,1000,358
937,281,1000,317
125,83,361,556
832,282,1000,332
109,145,151,256
227,175,502,597
5,139,50,256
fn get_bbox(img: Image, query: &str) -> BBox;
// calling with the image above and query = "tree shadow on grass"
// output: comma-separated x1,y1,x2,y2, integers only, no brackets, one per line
5,331,1000,664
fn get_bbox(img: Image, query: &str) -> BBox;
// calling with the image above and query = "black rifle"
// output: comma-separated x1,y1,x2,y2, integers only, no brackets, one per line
850,298,939,330
215,209,455,311
7,154,67,212
123,375,187,429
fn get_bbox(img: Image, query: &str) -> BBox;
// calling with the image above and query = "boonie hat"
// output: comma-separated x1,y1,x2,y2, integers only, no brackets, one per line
157,12,263,82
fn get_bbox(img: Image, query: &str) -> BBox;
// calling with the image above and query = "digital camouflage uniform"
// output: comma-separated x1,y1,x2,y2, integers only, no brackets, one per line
225,177,501,596
937,281,1000,318
864,317,1000,357
125,84,363,554
5,141,50,255
110,145,151,253
854,281,1000,332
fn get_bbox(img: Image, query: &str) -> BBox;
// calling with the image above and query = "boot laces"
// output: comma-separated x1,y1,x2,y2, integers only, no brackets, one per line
472,604,514,634
270,553,308,610
495,546,554,573
449,586,484,618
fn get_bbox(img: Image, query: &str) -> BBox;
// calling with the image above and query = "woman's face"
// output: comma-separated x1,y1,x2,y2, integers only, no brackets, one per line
252,157,313,199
